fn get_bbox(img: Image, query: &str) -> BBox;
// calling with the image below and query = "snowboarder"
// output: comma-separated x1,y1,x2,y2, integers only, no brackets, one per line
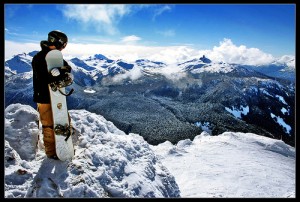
32,30,73,160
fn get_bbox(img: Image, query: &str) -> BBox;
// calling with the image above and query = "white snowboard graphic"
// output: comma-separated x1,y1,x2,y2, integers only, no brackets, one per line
46,50,74,161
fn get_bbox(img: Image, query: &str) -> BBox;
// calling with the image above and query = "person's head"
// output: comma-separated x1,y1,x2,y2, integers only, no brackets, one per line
48,30,68,51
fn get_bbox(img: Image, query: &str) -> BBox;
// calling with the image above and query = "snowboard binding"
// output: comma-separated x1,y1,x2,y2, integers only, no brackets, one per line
54,124,72,141
49,71,74,96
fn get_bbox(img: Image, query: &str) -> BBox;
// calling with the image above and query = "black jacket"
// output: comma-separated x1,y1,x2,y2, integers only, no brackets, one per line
32,41,71,103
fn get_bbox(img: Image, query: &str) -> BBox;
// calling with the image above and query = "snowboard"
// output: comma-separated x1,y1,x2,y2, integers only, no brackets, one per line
46,50,74,161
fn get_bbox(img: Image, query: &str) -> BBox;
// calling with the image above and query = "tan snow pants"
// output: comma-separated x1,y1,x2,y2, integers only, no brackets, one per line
37,103,71,157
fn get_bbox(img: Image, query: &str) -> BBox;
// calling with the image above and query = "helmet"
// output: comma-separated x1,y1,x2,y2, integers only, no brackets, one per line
48,30,68,49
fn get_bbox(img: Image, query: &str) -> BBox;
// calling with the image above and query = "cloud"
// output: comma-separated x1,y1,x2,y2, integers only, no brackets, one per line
5,28,42,41
110,65,143,84
204,38,275,65
152,63,187,81
121,35,142,44
277,55,295,69
152,5,172,21
61,5,131,35
157,29,175,37
5,28,22,36
146,46,197,64
5,40,39,60
5,38,283,66
4,5,21,18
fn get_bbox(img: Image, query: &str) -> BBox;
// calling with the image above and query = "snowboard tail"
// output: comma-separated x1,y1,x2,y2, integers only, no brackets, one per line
46,50,74,161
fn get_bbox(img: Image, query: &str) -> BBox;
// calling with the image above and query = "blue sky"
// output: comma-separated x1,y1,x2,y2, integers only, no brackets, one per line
4,4,295,64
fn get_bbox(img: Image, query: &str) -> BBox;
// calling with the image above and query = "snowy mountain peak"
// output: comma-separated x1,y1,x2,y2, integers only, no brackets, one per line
199,55,211,63
94,53,108,60
5,50,295,83
28,51,39,57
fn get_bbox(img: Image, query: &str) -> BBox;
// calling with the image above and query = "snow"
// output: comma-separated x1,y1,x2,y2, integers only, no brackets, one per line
151,132,295,198
262,89,273,97
281,107,289,115
275,94,288,105
270,113,292,135
194,121,212,134
191,62,235,74
4,103,295,198
225,105,249,119
83,88,96,94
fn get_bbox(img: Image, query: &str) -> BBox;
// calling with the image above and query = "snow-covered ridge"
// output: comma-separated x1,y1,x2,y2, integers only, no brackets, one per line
5,103,180,198
5,104,295,198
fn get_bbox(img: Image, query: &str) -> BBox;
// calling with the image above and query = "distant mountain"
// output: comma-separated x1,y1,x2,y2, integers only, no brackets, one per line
4,51,295,147
244,63,295,82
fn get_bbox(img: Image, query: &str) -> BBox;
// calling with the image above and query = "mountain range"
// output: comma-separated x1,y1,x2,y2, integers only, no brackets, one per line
4,51,295,147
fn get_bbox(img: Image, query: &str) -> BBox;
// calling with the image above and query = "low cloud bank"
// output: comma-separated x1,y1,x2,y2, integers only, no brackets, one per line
5,38,294,67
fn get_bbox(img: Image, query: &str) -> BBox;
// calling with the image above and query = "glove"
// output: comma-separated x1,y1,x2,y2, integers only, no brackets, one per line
51,68,60,76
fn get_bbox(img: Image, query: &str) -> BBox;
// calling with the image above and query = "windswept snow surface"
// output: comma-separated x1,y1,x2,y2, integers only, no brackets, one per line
151,132,295,198
4,104,295,198
4,104,179,198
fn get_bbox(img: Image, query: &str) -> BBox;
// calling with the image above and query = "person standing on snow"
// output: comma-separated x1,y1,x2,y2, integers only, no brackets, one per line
31,30,73,160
